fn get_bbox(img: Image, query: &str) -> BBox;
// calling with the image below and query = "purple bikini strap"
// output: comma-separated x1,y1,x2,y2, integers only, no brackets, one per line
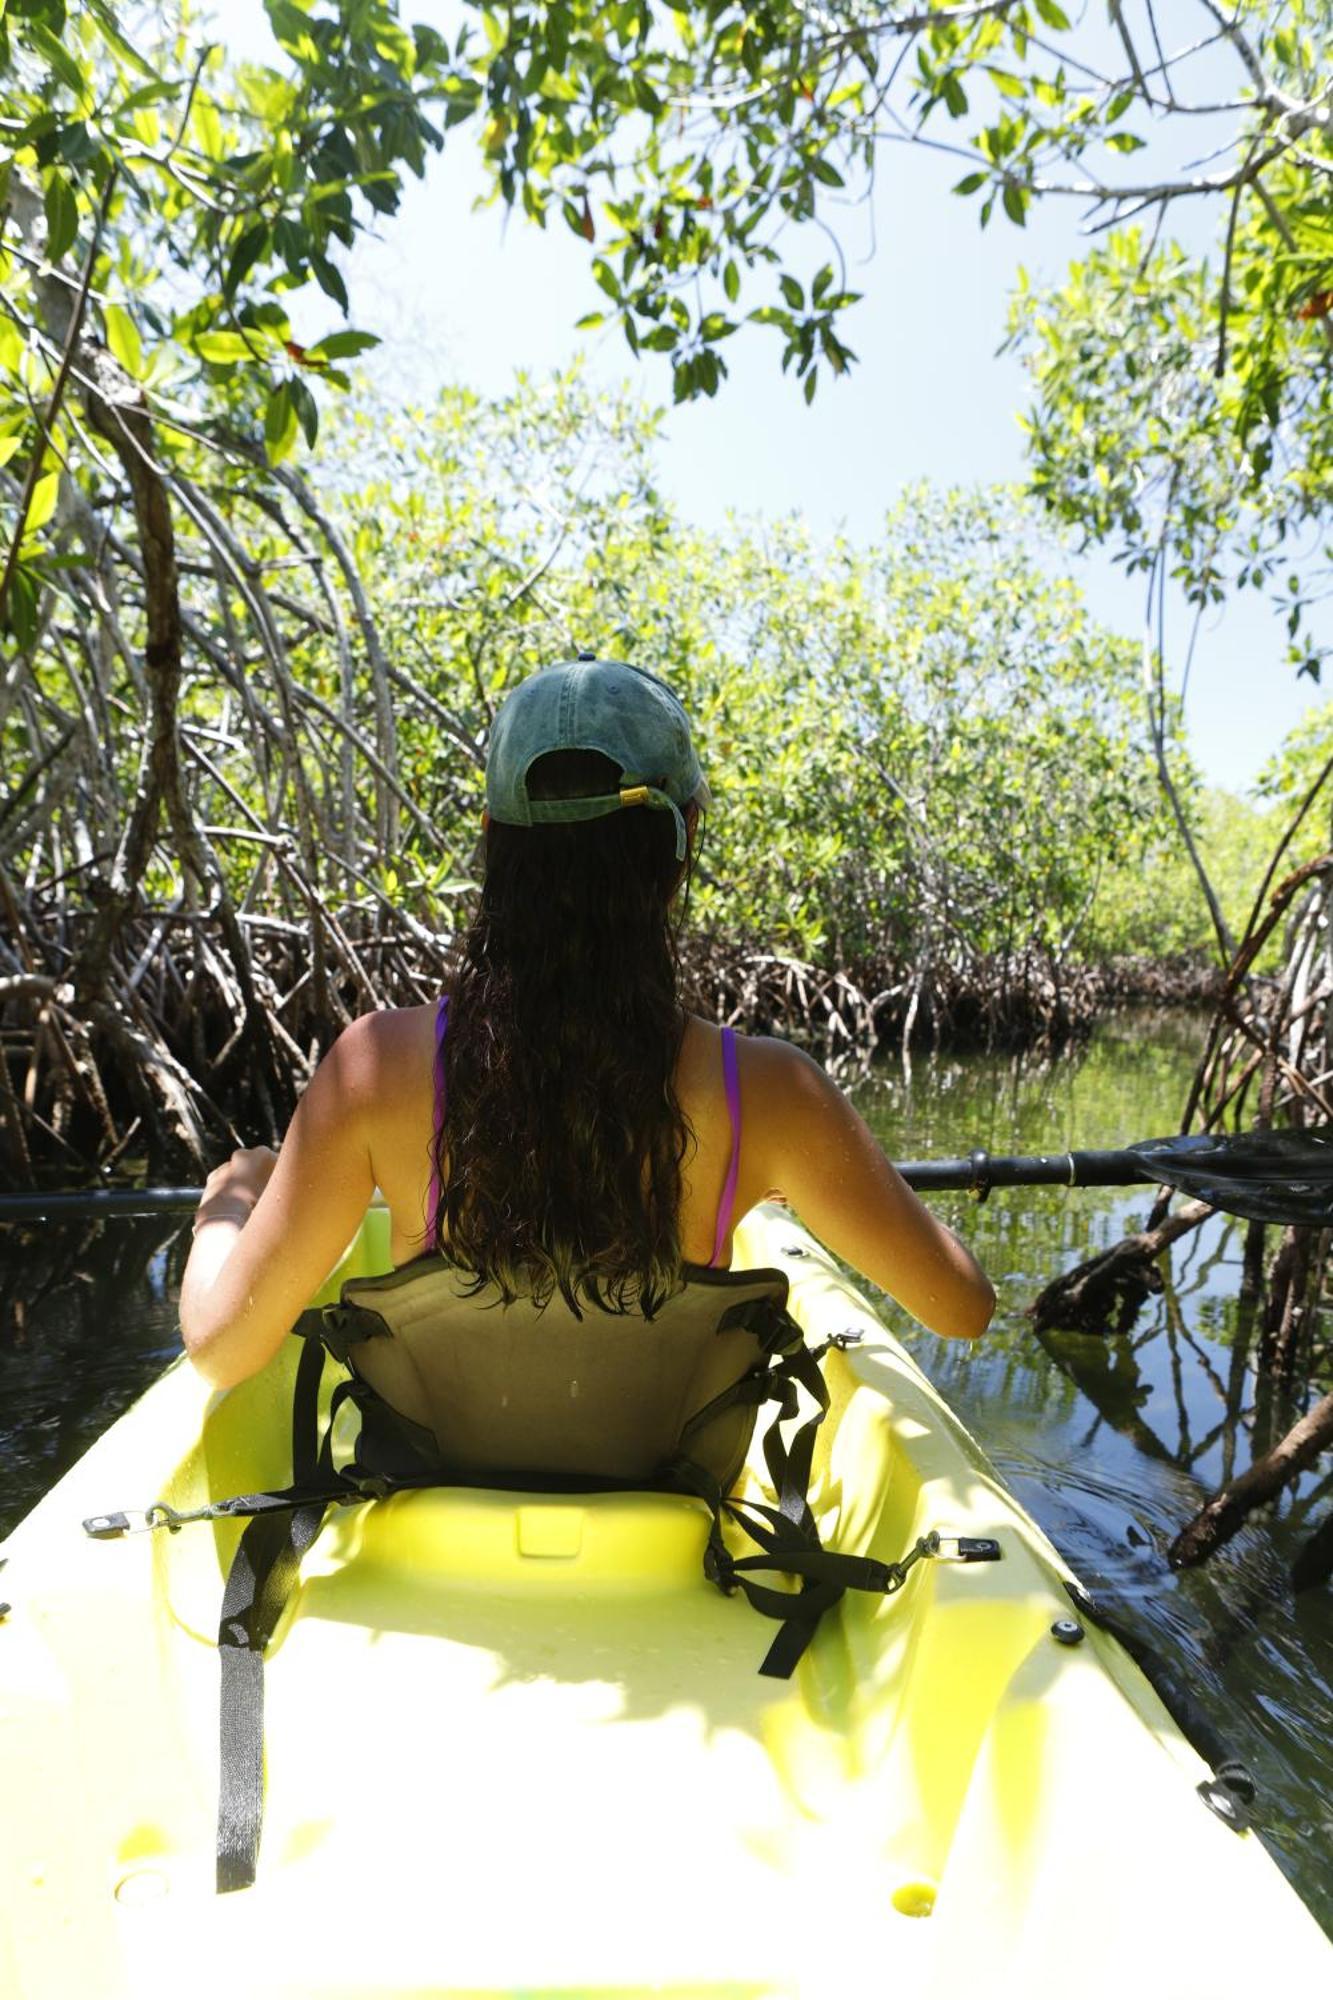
709,1025,741,1268
427,993,449,1250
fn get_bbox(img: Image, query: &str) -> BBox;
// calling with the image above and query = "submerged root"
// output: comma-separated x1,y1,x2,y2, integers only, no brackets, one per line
1170,1388,1333,1571
1027,1199,1212,1337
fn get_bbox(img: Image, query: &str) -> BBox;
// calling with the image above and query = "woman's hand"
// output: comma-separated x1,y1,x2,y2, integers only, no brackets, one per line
193,1145,279,1233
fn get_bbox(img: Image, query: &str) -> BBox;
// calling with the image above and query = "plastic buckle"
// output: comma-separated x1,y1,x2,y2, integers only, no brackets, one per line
934,1535,1002,1563
703,1540,737,1594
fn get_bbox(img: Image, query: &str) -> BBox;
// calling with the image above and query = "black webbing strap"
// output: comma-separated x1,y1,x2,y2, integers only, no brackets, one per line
215,1338,368,1893
291,1328,325,1486
677,1332,969,1679
216,1499,328,1892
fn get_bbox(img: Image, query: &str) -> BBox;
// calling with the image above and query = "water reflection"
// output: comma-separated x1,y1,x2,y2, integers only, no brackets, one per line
850,1011,1333,1930
1,1008,1330,1930
0,1213,185,1520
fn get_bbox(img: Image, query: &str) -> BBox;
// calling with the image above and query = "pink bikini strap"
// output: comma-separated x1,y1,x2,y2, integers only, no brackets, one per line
427,993,449,1251
709,1025,741,1268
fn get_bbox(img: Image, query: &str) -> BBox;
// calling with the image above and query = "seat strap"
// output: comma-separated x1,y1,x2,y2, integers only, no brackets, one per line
216,1339,364,1894
216,1499,329,1892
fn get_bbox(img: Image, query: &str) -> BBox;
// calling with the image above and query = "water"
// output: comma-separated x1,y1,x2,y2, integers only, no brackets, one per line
2,1008,1330,1931
854,1009,1333,1931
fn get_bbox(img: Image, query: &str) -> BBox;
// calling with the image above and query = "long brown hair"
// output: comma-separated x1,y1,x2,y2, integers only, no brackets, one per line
435,749,695,1316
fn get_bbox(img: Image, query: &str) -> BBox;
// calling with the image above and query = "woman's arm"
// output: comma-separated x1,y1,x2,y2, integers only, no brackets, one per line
179,1016,380,1389
749,1039,995,1340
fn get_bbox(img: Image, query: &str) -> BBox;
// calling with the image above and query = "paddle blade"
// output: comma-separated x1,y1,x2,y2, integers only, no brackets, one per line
1127,1131,1333,1226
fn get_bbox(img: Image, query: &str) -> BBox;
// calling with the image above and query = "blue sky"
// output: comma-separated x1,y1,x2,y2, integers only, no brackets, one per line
226,2,1326,793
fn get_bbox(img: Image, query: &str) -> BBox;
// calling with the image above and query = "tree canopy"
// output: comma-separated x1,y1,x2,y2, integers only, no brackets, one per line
0,0,1328,1172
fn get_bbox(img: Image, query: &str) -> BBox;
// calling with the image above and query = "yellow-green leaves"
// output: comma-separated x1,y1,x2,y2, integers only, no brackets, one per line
25,469,60,536
264,383,299,465
102,304,142,376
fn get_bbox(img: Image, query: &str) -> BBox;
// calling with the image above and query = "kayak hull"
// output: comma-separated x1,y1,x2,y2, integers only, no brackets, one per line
2,1204,1328,1997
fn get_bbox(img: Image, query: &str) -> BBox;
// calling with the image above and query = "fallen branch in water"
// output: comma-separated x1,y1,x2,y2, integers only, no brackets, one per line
1027,1199,1213,1337
1170,1388,1333,1571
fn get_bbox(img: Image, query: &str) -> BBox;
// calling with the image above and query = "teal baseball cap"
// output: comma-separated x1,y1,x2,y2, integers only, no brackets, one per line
485,656,708,861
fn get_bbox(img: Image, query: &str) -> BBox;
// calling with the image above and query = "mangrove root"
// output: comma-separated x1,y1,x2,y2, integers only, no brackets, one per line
1169,1387,1333,1570
1026,1199,1213,1337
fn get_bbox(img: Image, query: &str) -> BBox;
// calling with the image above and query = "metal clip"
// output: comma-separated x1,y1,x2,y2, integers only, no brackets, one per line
83,1503,184,1539
934,1535,1002,1563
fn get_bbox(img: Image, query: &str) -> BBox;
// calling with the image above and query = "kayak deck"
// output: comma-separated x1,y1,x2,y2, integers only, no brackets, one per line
2,1205,1329,1998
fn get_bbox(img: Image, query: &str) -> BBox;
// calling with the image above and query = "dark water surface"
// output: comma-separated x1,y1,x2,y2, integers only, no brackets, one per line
2,1008,1331,1932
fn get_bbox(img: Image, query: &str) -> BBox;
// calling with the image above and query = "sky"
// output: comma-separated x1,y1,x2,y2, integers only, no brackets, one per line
223,1,1327,794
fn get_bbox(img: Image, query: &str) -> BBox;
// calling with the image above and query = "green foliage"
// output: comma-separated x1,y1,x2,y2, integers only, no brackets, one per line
1005,225,1333,682
1253,701,1333,870
316,377,1163,973
2,1,1308,1004
1089,788,1278,962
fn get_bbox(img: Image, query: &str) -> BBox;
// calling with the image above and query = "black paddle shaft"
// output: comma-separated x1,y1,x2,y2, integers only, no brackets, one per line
0,1154,1152,1221
2,1129,1331,1225
896,1151,1150,1201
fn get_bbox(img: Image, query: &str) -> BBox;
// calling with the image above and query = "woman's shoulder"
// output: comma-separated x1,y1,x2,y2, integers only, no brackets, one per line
682,1015,827,1076
319,1004,438,1105
679,1017,836,1122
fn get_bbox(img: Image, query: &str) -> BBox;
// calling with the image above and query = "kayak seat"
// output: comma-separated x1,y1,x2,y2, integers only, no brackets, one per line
87,1251,992,1896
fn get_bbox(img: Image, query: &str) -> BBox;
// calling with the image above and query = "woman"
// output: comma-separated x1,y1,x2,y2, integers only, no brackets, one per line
180,656,994,1389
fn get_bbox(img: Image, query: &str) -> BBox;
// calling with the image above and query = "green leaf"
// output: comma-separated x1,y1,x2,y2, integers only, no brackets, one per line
194,99,225,160
810,156,844,188
723,258,740,304
952,171,987,195
1104,131,1146,153
26,468,60,534
289,373,319,447
194,330,253,365
308,329,380,362
0,317,25,373
592,257,622,300
28,23,87,100
225,222,270,300
803,366,817,405
43,173,78,262
264,383,298,465
1034,0,1072,26
1002,183,1028,227
779,273,804,310
103,303,142,376
4,564,39,649
310,248,349,313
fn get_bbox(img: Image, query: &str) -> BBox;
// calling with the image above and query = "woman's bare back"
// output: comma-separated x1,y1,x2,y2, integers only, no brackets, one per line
363,1005,752,1270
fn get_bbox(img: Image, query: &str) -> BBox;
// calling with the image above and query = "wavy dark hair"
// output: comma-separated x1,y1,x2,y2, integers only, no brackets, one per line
434,748,696,1316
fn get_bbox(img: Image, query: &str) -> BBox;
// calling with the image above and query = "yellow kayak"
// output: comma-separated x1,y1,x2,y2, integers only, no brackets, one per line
2,1203,1329,1999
